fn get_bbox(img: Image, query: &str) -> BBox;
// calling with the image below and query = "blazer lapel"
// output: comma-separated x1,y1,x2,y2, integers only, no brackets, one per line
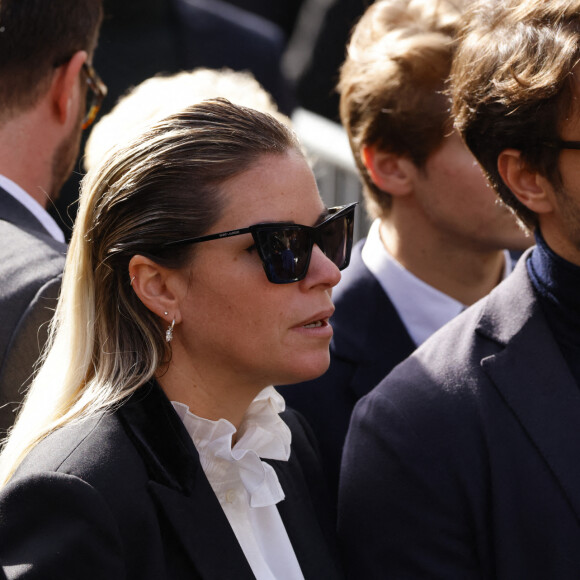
0,187,51,237
119,382,255,579
268,452,343,579
477,257,580,524
148,480,254,579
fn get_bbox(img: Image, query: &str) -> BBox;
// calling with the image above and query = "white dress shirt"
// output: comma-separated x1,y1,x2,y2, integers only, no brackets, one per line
171,387,305,580
0,174,65,243
361,219,513,346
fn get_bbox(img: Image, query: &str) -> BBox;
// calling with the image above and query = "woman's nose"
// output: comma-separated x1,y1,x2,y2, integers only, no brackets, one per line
304,243,342,288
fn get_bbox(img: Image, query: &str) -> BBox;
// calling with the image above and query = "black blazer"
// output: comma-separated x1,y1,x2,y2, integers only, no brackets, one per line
169,0,294,114
0,188,66,434
339,250,580,578
279,240,416,495
0,382,343,579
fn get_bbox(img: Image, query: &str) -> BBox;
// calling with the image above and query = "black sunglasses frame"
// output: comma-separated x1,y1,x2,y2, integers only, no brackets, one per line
542,139,580,151
163,202,357,284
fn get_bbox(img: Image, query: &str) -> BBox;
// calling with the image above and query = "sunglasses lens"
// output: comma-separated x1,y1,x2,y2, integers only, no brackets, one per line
255,228,310,283
318,212,353,269
254,203,356,284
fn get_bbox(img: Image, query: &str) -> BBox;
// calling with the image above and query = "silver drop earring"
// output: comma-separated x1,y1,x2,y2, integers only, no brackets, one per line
165,319,175,343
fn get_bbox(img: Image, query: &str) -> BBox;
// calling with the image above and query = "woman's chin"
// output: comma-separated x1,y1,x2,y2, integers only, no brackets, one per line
278,356,331,386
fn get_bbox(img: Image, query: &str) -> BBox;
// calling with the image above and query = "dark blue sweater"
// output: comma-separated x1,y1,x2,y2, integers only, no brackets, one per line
527,230,580,383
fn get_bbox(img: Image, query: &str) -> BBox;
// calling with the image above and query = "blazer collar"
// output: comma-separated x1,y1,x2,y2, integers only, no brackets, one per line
475,249,537,346
0,186,53,239
118,382,255,579
477,251,580,524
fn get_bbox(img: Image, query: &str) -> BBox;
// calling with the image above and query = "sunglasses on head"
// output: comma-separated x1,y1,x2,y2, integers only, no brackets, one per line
163,202,357,284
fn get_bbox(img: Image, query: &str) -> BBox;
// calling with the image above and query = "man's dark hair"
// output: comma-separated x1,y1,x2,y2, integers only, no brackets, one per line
451,0,580,229
0,0,103,120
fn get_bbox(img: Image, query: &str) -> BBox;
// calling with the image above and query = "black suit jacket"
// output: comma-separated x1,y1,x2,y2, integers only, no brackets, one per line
339,250,580,578
279,240,416,496
0,381,343,579
169,0,294,114
0,188,66,434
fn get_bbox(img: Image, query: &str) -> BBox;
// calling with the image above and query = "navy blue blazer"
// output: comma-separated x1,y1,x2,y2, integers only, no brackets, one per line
339,250,580,578
0,381,343,579
279,240,416,496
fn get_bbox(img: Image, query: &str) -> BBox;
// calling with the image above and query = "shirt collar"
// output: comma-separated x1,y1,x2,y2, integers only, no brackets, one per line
361,219,512,347
0,174,65,243
171,386,291,508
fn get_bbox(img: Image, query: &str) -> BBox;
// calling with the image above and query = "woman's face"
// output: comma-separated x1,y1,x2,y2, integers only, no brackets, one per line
170,150,342,395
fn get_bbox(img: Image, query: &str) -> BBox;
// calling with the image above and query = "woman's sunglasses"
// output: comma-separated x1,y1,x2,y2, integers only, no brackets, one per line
163,202,357,284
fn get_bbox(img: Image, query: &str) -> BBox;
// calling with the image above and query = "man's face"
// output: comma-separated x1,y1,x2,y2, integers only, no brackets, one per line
49,65,88,202
408,130,531,253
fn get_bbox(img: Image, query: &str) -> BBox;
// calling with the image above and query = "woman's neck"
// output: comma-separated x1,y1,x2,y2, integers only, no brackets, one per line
156,359,262,431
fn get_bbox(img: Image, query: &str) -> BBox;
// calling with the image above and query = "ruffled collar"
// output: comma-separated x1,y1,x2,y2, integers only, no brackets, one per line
171,386,291,508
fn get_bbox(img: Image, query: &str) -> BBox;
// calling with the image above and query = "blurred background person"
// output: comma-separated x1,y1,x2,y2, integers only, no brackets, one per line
84,67,291,172
284,0,368,121
0,99,350,579
0,0,104,435
279,0,531,497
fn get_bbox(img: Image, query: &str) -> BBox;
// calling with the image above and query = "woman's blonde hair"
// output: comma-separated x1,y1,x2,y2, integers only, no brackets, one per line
0,99,302,486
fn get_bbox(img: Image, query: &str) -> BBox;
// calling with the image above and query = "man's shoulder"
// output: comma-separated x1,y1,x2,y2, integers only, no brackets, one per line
0,220,66,288
369,259,537,404
0,218,66,259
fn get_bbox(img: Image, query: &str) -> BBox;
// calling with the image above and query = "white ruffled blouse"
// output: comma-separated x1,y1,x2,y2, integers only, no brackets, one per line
171,386,305,580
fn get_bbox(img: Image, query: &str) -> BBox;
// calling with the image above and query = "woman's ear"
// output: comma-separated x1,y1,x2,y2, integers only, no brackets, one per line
361,144,414,196
497,149,554,214
128,255,182,324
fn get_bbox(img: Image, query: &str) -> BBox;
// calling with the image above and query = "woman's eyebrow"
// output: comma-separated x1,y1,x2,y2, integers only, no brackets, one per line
253,208,330,228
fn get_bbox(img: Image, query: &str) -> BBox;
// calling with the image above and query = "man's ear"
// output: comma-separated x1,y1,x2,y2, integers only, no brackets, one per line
497,149,554,214
361,144,414,196
128,255,183,324
52,50,87,125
